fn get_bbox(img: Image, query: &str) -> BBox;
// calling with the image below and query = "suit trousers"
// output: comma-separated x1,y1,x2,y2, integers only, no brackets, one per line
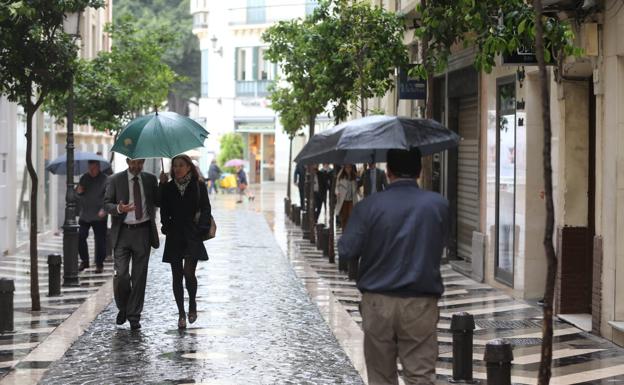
113,224,151,322
360,293,439,385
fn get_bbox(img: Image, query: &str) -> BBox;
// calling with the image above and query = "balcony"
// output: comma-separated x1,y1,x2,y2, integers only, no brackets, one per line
236,80,272,97
192,12,209,30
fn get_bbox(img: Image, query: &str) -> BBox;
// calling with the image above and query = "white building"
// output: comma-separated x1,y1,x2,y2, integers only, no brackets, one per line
190,0,324,184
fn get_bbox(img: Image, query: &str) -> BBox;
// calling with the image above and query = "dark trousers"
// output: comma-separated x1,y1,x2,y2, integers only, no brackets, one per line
208,179,219,194
314,192,325,222
79,219,107,267
113,225,151,322
297,183,305,208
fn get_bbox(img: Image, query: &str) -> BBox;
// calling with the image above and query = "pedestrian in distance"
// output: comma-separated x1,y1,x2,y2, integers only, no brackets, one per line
359,162,388,197
235,165,254,203
294,162,306,208
159,154,211,329
338,148,450,385
104,158,161,330
76,160,108,274
317,163,332,221
335,164,359,230
208,159,221,195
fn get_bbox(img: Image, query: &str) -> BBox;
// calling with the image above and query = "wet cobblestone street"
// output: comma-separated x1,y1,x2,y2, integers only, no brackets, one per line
39,203,363,385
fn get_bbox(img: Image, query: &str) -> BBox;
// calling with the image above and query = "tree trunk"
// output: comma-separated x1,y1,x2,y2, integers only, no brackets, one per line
287,137,293,200
25,106,41,311
167,91,189,116
533,1,557,384
420,0,434,190
307,115,316,243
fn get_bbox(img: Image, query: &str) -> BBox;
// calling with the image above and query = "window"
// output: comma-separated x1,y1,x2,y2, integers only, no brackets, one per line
201,49,209,97
246,0,265,24
235,48,247,81
495,76,516,286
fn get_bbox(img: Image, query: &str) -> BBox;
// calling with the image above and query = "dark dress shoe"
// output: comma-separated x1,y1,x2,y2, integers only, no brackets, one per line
116,311,126,325
130,321,141,330
78,262,89,271
95,265,104,274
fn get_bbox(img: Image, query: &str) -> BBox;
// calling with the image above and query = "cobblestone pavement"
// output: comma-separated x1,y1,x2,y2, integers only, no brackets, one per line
40,202,363,385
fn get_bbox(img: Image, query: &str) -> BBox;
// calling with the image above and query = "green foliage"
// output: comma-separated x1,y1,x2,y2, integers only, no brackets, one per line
217,133,244,171
268,84,306,139
113,0,200,106
0,0,103,113
263,0,407,127
45,16,180,132
411,0,581,78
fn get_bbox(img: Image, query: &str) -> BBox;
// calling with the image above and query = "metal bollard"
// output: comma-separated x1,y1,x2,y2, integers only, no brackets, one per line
449,312,478,384
301,211,310,239
48,253,62,297
0,278,15,333
284,197,291,216
315,224,324,250
321,228,330,256
484,339,513,385
293,206,301,225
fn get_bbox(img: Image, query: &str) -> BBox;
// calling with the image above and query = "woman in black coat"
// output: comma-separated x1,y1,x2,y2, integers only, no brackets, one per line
160,154,211,329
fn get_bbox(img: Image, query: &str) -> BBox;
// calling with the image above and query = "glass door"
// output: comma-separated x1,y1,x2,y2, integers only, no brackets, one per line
495,77,516,286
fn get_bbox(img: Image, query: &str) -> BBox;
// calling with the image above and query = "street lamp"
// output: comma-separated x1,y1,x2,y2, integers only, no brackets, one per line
210,35,223,56
61,11,82,287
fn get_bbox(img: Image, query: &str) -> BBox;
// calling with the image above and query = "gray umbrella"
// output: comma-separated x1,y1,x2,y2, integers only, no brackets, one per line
46,151,111,175
294,115,461,165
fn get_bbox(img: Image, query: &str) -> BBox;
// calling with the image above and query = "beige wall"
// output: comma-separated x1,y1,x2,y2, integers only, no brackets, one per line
599,0,624,344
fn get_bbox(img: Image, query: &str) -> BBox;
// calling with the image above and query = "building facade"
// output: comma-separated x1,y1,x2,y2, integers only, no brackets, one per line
190,0,324,183
0,1,114,256
368,0,624,346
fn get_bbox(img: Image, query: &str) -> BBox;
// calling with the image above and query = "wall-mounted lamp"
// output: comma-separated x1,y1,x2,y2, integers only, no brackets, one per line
516,98,525,110
517,66,526,88
210,35,223,56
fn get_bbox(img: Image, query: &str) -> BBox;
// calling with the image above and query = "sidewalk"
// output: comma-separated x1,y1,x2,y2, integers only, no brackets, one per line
0,232,113,383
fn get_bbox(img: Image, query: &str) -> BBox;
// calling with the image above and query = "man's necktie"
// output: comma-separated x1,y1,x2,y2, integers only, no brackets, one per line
132,176,143,220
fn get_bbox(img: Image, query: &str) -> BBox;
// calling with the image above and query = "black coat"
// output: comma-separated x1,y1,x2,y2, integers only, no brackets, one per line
160,177,211,263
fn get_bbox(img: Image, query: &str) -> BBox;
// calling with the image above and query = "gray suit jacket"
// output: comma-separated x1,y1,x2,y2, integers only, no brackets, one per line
104,170,160,249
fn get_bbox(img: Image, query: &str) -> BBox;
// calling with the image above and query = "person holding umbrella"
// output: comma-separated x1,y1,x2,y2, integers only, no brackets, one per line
76,160,108,273
338,148,450,385
160,154,211,329
104,158,162,330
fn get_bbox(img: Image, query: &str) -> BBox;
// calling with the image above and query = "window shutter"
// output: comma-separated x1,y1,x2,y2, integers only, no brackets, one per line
252,47,259,80
235,47,239,81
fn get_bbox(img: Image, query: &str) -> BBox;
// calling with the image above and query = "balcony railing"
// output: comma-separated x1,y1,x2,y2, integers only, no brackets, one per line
236,80,272,97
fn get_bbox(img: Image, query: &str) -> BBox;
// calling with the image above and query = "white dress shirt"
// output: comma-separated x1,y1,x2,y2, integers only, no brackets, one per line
124,171,149,224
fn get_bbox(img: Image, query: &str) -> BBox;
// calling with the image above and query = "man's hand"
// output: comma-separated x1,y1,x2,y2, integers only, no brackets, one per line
76,185,85,194
97,209,106,218
117,201,135,214
159,171,168,185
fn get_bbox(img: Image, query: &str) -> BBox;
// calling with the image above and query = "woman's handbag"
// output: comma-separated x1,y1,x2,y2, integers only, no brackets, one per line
195,182,216,241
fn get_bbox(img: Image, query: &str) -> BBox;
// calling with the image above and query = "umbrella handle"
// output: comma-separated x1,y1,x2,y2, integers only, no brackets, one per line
161,158,164,173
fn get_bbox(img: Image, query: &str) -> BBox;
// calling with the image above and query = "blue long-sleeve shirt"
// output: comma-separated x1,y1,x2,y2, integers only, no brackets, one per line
337,179,450,297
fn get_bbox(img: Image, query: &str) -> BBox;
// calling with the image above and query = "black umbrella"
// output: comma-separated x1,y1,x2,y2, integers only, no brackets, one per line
294,115,460,165
46,151,111,175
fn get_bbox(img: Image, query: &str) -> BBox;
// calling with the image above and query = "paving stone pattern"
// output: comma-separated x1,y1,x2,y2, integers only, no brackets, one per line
40,208,363,385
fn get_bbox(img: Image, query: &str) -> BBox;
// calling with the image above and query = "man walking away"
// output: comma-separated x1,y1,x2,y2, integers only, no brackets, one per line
104,158,161,330
338,148,450,385
208,159,221,195
76,160,108,273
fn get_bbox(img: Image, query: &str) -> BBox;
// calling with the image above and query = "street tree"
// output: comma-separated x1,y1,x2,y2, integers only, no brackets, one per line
313,0,408,120
217,133,244,172
113,0,199,115
0,0,104,311
46,17,180,134
268,85,306,200
412,1,580,383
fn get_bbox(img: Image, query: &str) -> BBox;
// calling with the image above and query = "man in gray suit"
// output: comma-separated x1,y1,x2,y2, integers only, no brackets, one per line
104,158,161,330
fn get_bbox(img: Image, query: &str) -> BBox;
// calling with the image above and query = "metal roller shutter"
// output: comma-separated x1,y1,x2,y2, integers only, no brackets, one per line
457,95,479,262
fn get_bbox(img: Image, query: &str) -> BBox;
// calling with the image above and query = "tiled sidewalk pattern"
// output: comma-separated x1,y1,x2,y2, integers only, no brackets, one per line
0,233,111,379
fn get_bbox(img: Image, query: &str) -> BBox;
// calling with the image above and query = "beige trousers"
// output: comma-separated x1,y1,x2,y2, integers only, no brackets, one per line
360,293,439,385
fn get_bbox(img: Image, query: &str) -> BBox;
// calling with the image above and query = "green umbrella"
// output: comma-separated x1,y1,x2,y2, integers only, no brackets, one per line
111,111,209,159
